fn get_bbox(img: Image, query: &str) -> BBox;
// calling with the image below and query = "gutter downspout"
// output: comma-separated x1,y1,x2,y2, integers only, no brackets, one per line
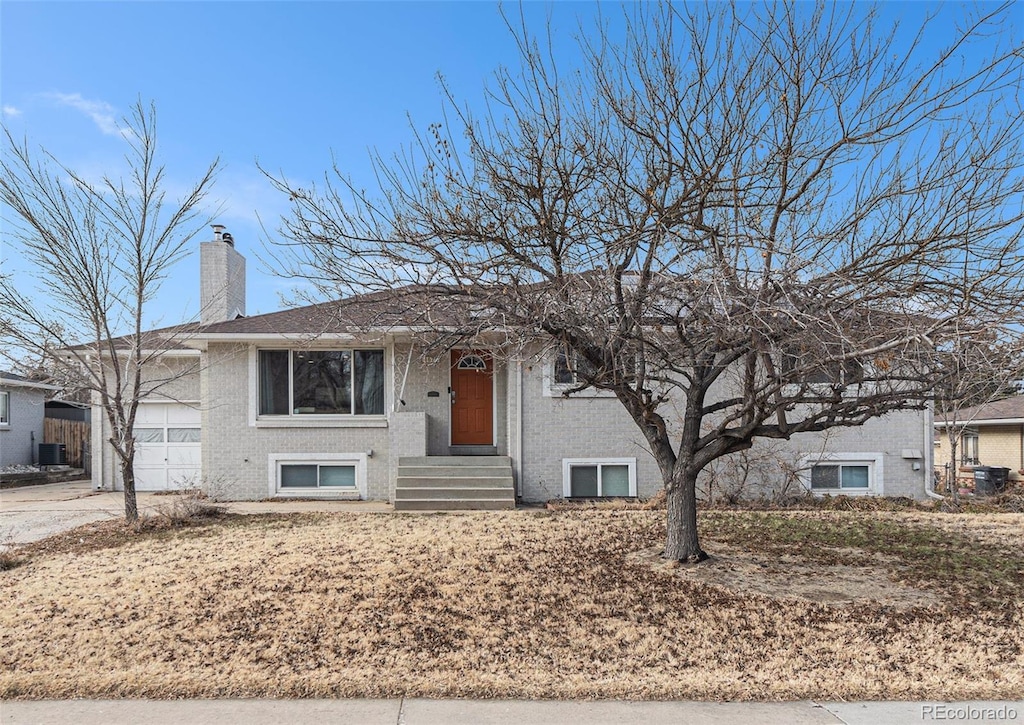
516,359,523,499
925,403,943,500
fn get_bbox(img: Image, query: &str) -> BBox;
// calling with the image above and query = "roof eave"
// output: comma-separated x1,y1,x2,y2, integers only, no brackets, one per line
0,378,63,391
935,417,1024,428
187,326,450,343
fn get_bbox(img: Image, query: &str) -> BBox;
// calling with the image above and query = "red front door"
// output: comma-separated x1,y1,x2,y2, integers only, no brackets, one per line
450,350,494,445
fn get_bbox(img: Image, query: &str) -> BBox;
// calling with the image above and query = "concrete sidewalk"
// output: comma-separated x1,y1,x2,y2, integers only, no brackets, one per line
2,699,1020,725
0,480,392,547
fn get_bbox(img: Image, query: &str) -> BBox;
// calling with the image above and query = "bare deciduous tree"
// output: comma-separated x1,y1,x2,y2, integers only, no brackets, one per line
270,3,1024,560
934,336,1024,501
1,101,218,522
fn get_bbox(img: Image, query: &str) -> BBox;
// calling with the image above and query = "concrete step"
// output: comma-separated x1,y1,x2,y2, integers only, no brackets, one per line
448,445,499,456
394,455,515,512
397,466,511,478
394,486,515,501
394,498,516,511
397,475,514,489
399,456,511,467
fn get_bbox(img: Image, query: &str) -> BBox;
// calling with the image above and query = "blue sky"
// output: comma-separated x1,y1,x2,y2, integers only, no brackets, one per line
2,1,592,328
0,1,1012,334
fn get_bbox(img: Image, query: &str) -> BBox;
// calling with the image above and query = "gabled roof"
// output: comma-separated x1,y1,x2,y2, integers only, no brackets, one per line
63,322,201,353
61,287,465,353
943,395,1024,425
193,286,469,337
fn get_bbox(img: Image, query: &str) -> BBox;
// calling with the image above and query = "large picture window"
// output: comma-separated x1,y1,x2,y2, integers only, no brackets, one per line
258,349,384,416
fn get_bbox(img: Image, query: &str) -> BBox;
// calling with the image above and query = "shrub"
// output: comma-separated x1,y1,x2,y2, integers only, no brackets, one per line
0,549,24,571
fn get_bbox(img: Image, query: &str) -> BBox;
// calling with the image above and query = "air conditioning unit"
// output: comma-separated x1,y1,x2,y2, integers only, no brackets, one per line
38,443,67,466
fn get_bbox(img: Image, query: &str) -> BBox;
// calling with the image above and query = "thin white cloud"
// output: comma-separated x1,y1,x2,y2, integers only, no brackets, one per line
2,105,22,117
42,92,132,138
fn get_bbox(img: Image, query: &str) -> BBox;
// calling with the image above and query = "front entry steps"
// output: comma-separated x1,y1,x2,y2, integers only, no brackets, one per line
448,445,498,456
394,456,515,511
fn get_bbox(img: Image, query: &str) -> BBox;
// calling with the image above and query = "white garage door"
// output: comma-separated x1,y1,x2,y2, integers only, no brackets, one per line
133,403,201,491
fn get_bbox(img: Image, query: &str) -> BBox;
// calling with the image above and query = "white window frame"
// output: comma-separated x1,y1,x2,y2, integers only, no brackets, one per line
267,452,368,499
456,353,487,371
249,346,389,428
801,452,884,496
0,390,9,426
542,349,616,398
779,350,877,399
960,429,981,466
562,457,637,497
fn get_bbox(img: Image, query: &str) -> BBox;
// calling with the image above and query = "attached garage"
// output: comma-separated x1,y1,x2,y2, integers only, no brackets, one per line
133,402,201,491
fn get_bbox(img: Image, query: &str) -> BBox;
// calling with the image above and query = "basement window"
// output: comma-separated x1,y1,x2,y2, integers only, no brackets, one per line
268,453,368,499
804,454,884,495
280,463,356,489
811,464,870,490
562,458,636,497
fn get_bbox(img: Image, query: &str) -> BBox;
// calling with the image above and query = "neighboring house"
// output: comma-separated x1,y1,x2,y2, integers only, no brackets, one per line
935,395,1024,484
89,227,936,504
0,373,61,467
44,400,92,424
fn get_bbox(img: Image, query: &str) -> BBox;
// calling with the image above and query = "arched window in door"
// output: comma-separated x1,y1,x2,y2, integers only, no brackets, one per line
457,354,487,371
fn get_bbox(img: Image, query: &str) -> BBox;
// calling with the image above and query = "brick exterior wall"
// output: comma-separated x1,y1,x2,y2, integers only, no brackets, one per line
935,424,1024,483
202,344,391,501
389,411,427,487
979,425,1024,476
200,342,515,501
519,360,659,501
95,340,932,502
396,347,507,456
0,385,47,466
397,351,452,456
516,348,932,502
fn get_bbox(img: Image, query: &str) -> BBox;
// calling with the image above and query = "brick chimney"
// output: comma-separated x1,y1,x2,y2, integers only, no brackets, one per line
200,224,246,324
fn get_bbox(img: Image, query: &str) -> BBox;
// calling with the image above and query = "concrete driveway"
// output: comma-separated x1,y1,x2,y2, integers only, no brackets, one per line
1,481,135,547
0,481,392,548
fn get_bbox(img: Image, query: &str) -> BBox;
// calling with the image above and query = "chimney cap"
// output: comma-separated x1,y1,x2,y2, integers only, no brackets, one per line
211,224,226,241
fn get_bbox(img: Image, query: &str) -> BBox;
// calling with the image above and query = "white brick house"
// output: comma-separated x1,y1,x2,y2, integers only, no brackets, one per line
90,228,936,505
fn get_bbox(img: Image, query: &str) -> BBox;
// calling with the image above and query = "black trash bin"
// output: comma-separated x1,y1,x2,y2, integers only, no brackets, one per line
38,443,67,466
974,466,1010,495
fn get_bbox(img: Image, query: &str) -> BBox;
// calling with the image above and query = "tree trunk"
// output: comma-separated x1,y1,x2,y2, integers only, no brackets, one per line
120,458,139,523
663,471,707,562
948,433,960,504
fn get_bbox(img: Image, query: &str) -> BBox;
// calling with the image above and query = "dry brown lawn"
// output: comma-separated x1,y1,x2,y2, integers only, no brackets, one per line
1,509,1022,700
